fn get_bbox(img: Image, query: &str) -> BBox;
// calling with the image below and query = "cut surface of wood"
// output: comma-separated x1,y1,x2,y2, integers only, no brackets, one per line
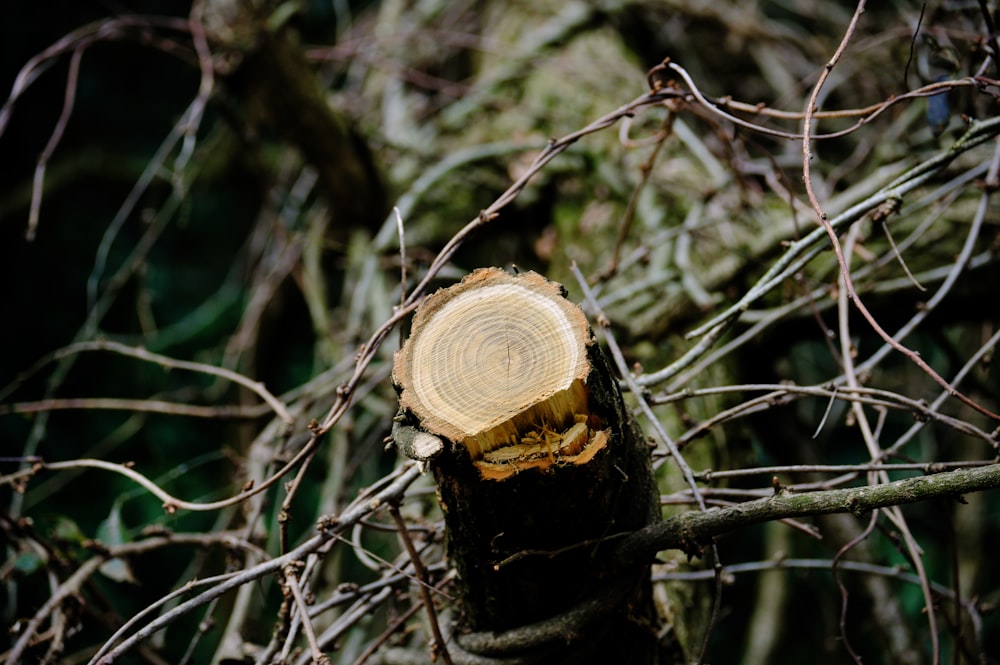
394,268,597,471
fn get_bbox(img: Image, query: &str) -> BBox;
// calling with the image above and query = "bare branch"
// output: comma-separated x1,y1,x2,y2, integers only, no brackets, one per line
616,463,1000,564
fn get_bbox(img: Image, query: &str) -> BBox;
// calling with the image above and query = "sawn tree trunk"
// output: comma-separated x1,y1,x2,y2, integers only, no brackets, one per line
393,268,669,663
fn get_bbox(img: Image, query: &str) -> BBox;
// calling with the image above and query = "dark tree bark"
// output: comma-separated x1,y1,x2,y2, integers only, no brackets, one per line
393,268,668,663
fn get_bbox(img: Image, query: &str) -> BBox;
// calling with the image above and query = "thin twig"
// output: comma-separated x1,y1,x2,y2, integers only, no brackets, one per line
655,383,995,452
598,111,675,280
403,86,690,306
3,453,316,513
802,8,942,662
673,114,1000,346
851,136,1000,385
395,207,408,304
976,0,1000,78
27,46,82,240
0,397,266,419
351,597,424,665
801,1,999,425
0,15,191,140
284,564,329,665
833,508,880,664
15,339,295,426
880,218,926,291
668,60,976,142
84,463,421,665
388,505,453,665
569,262,724,664
3,531,260,665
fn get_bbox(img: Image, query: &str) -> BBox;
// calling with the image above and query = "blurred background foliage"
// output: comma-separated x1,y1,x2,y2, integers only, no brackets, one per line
2,0,1000,663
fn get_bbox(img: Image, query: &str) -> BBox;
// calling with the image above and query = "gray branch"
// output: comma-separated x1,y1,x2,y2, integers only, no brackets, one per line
616,463,1000,563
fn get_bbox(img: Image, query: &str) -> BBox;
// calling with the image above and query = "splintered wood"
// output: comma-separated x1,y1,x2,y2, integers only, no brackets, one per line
393,268,609,480
476,417,610,481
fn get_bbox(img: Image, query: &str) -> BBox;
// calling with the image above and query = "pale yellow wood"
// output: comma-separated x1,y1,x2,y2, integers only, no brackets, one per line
394,268,591,459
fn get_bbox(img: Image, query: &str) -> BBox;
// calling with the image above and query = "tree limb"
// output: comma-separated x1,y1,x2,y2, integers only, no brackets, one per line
617,463,1000,562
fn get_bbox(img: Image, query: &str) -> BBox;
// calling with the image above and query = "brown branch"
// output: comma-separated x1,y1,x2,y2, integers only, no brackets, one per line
0,442,321,513
652,383,998,451
668,60,978,142
2,339,293,424
84,463,422,665
388,505,453,665
597,111,675,280
283,564,329,665
833,509,880,664
3,531,261,665
801,1,1000,424
0,397,265,420
0,15,192,140
27,46,82,241
349,570,453,665
63,340,292,425
403,85,690,304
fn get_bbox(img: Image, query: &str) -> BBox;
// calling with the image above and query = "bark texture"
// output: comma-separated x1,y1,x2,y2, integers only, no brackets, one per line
393,268,665,663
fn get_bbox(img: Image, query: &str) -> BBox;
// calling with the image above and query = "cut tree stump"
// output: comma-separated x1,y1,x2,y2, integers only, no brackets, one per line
393,268,666,663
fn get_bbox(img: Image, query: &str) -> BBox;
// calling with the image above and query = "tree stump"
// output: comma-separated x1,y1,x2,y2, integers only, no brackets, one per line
393,268,664,662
